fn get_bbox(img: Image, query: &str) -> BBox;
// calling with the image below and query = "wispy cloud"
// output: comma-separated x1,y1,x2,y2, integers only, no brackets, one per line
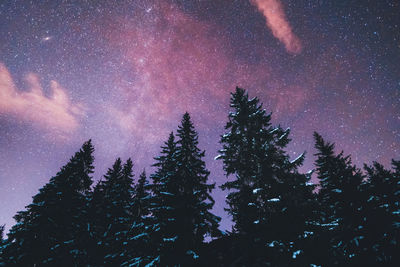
251,0,302,54
0,63,84,133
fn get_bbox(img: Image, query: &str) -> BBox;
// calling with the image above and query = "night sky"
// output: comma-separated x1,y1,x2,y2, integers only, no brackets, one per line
0,0,399,232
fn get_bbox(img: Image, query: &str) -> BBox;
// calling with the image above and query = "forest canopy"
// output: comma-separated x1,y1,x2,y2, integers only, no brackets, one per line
1,88,399,266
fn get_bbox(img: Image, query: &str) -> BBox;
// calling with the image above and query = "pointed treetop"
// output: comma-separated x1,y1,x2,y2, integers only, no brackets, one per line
135,169,148,193
178,112,195,134
113,157,123,169
313,132,335,157
392,159,400,173
104,158,123,179
0,224,4,242
124,158,133,169
77,139,95,185
226,87,272,130
80,139,95,163
152,132,176,168
232,87,247,102
137,169,148,189
81,139,94,153
167,132,176,147
139,169,146,180
123,158,134,180
183,112,191,123
57,139,95,191
177,112,200,150
231,87,259,107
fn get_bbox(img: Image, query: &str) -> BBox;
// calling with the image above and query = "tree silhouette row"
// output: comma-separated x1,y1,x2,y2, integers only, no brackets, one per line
0,87,399,266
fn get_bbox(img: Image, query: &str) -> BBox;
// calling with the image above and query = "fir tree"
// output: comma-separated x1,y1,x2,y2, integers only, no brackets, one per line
217,87,316,265
313,132,365,266
2,140,94,266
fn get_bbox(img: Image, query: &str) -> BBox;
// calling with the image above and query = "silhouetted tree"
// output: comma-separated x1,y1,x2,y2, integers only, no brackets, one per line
147,114,221,266
89,158,135,266
146,132,179,266
217,87,317,265
360,160,400,266
1,88,398,267
0,225,5,265
3,140,94,266
174,113,221,263
132,170,151,219
121,133,181,266
391,160,400,265
313,132,365,266
120,169,153,267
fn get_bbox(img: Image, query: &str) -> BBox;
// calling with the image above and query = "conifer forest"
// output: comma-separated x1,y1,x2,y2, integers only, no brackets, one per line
0,88,399,266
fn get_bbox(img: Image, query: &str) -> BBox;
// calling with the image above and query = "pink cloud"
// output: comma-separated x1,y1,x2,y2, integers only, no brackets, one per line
251,0,302,54
0,63,84,133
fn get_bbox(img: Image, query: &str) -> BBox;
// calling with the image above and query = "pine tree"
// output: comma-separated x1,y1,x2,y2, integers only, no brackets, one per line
2,140,94,266
89,158,135,266
313,132,365,266
217,87,317,265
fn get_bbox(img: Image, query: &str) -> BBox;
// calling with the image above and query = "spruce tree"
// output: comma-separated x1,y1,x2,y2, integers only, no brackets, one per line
121,134,179,266
2,140,94,266
89,158,135,266
0,225,4,243
132,170,151,220
391,160,400,265
217,87,316,265
0,225,4,265
313,132,365,266
148,114,221,266
148,132,179,266
121,170,153,267
361,161,400,265
175,113,221,263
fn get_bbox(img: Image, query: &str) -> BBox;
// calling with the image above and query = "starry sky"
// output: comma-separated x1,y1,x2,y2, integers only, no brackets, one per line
0,0,399,232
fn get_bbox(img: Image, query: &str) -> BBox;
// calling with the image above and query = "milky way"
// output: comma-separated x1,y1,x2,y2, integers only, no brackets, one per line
0,0,399,232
